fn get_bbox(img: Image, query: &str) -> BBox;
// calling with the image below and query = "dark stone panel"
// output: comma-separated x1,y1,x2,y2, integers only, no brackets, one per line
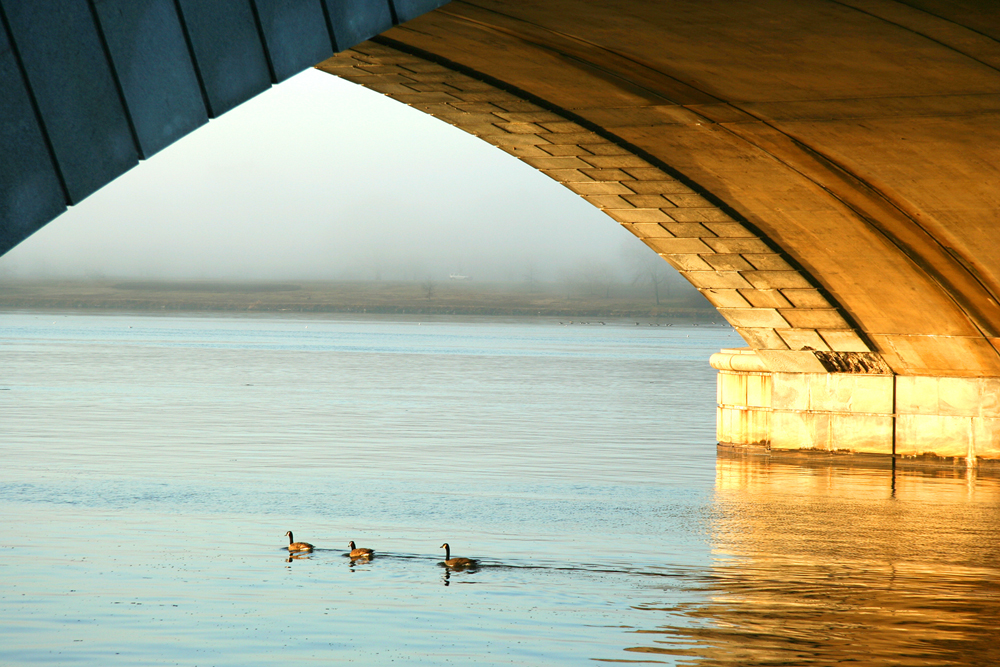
174,0,272,116
92,0,207,159
0,15,65,254
322,0,393,51
252,0,333,82
2,0,138,205
392,0,450,24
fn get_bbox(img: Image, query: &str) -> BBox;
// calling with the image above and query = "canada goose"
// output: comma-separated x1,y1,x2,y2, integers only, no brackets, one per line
285,531,314,552
440,543,477,568
348,541,374,558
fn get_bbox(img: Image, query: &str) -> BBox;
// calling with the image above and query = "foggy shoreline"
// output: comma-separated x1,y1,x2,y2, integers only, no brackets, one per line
0,279,718,320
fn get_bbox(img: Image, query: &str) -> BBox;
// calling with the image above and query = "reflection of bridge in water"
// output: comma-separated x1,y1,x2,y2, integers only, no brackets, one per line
3,1,1000,462
623,453,1000,665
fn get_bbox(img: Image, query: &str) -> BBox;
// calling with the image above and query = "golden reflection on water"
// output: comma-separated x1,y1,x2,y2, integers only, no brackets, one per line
623,454,1000,666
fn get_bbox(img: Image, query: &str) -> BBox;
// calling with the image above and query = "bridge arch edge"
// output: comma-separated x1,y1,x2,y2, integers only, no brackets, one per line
318,38,888,377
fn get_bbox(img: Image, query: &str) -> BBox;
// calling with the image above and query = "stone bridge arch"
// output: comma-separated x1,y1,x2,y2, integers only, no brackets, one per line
318,40,887,376
4,0,1000,463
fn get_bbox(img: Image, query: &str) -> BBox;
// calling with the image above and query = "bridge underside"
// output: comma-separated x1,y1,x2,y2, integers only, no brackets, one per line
3,1,1000,463
315,1,1000,463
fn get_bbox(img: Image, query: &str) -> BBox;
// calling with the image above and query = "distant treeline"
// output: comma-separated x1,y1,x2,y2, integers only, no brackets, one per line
0,279,720,320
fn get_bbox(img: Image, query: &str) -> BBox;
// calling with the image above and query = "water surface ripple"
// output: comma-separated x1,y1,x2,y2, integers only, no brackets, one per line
1,312,997,665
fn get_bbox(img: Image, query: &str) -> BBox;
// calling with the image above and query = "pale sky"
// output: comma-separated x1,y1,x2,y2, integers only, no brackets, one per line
0,68,655,284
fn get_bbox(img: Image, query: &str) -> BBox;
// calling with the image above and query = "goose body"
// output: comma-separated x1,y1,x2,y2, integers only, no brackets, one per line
440,543,477,569
285,531,314,552
348,541,374,558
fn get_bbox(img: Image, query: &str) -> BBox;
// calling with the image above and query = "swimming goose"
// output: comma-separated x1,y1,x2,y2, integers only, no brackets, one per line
348,541,374,558
285,531,314,552
440,543,477,568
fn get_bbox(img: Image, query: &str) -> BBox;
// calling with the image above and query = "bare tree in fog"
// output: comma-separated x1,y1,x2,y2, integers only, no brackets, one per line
521,259,541,291
624,241,674,305
561,259,620,298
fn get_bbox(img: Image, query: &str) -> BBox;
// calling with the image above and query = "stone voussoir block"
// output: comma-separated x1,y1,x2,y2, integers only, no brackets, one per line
717,307,791,329
668,209,736,223
408,102,464,115
702,254,755,271
451,101,510,114
361,81,421,95
778,308,850,329
491,99,546,112
493,122,546,134
540,169,594,183
702,238,773,254
481,133,551,147
756,350,830,373
583,195,633,208
605,209,674,223
581,155,652,169
398,82,463,94
743,254,794,270
539,121,586,133
450,90,522,103
663,254,714,271
739,289,792,309
743,271,814,290
737,327,791,350
494,111,565,123
566,181,634,195
623,194,675,208
624,167,674,180
353,64,411,75
391,92,462,105
665,193,712,207
629,222,675,237
703,222,757,238
539,144,595,156
433,111,504,125
521,156,592,169
339,72,415,86
682,271,755,290
580,143,631,156
781,289,833,309
776,328,830,351
543,132,605,145
627,180,694,194
498,145,551,158
394,69,467,82
661,222,714,238
701,289,753,308
644,237,715,255
580,168,635,181
818,330,870,352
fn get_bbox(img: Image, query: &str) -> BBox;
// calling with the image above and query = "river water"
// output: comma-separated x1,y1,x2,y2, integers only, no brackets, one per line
1,312,997,665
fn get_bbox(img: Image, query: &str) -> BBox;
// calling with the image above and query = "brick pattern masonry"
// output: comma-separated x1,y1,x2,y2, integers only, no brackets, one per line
316,42,889,374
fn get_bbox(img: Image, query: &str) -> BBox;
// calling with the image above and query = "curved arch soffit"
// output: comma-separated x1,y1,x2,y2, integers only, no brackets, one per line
319,39,891,376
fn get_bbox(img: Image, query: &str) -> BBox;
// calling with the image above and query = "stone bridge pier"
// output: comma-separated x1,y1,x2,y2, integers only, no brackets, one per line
712,349,999,465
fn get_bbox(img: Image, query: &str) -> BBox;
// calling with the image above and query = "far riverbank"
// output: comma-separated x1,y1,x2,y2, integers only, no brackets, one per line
0,279,721,320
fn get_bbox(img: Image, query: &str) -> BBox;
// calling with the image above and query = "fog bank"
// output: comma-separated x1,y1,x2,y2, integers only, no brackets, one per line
0,69,660,286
